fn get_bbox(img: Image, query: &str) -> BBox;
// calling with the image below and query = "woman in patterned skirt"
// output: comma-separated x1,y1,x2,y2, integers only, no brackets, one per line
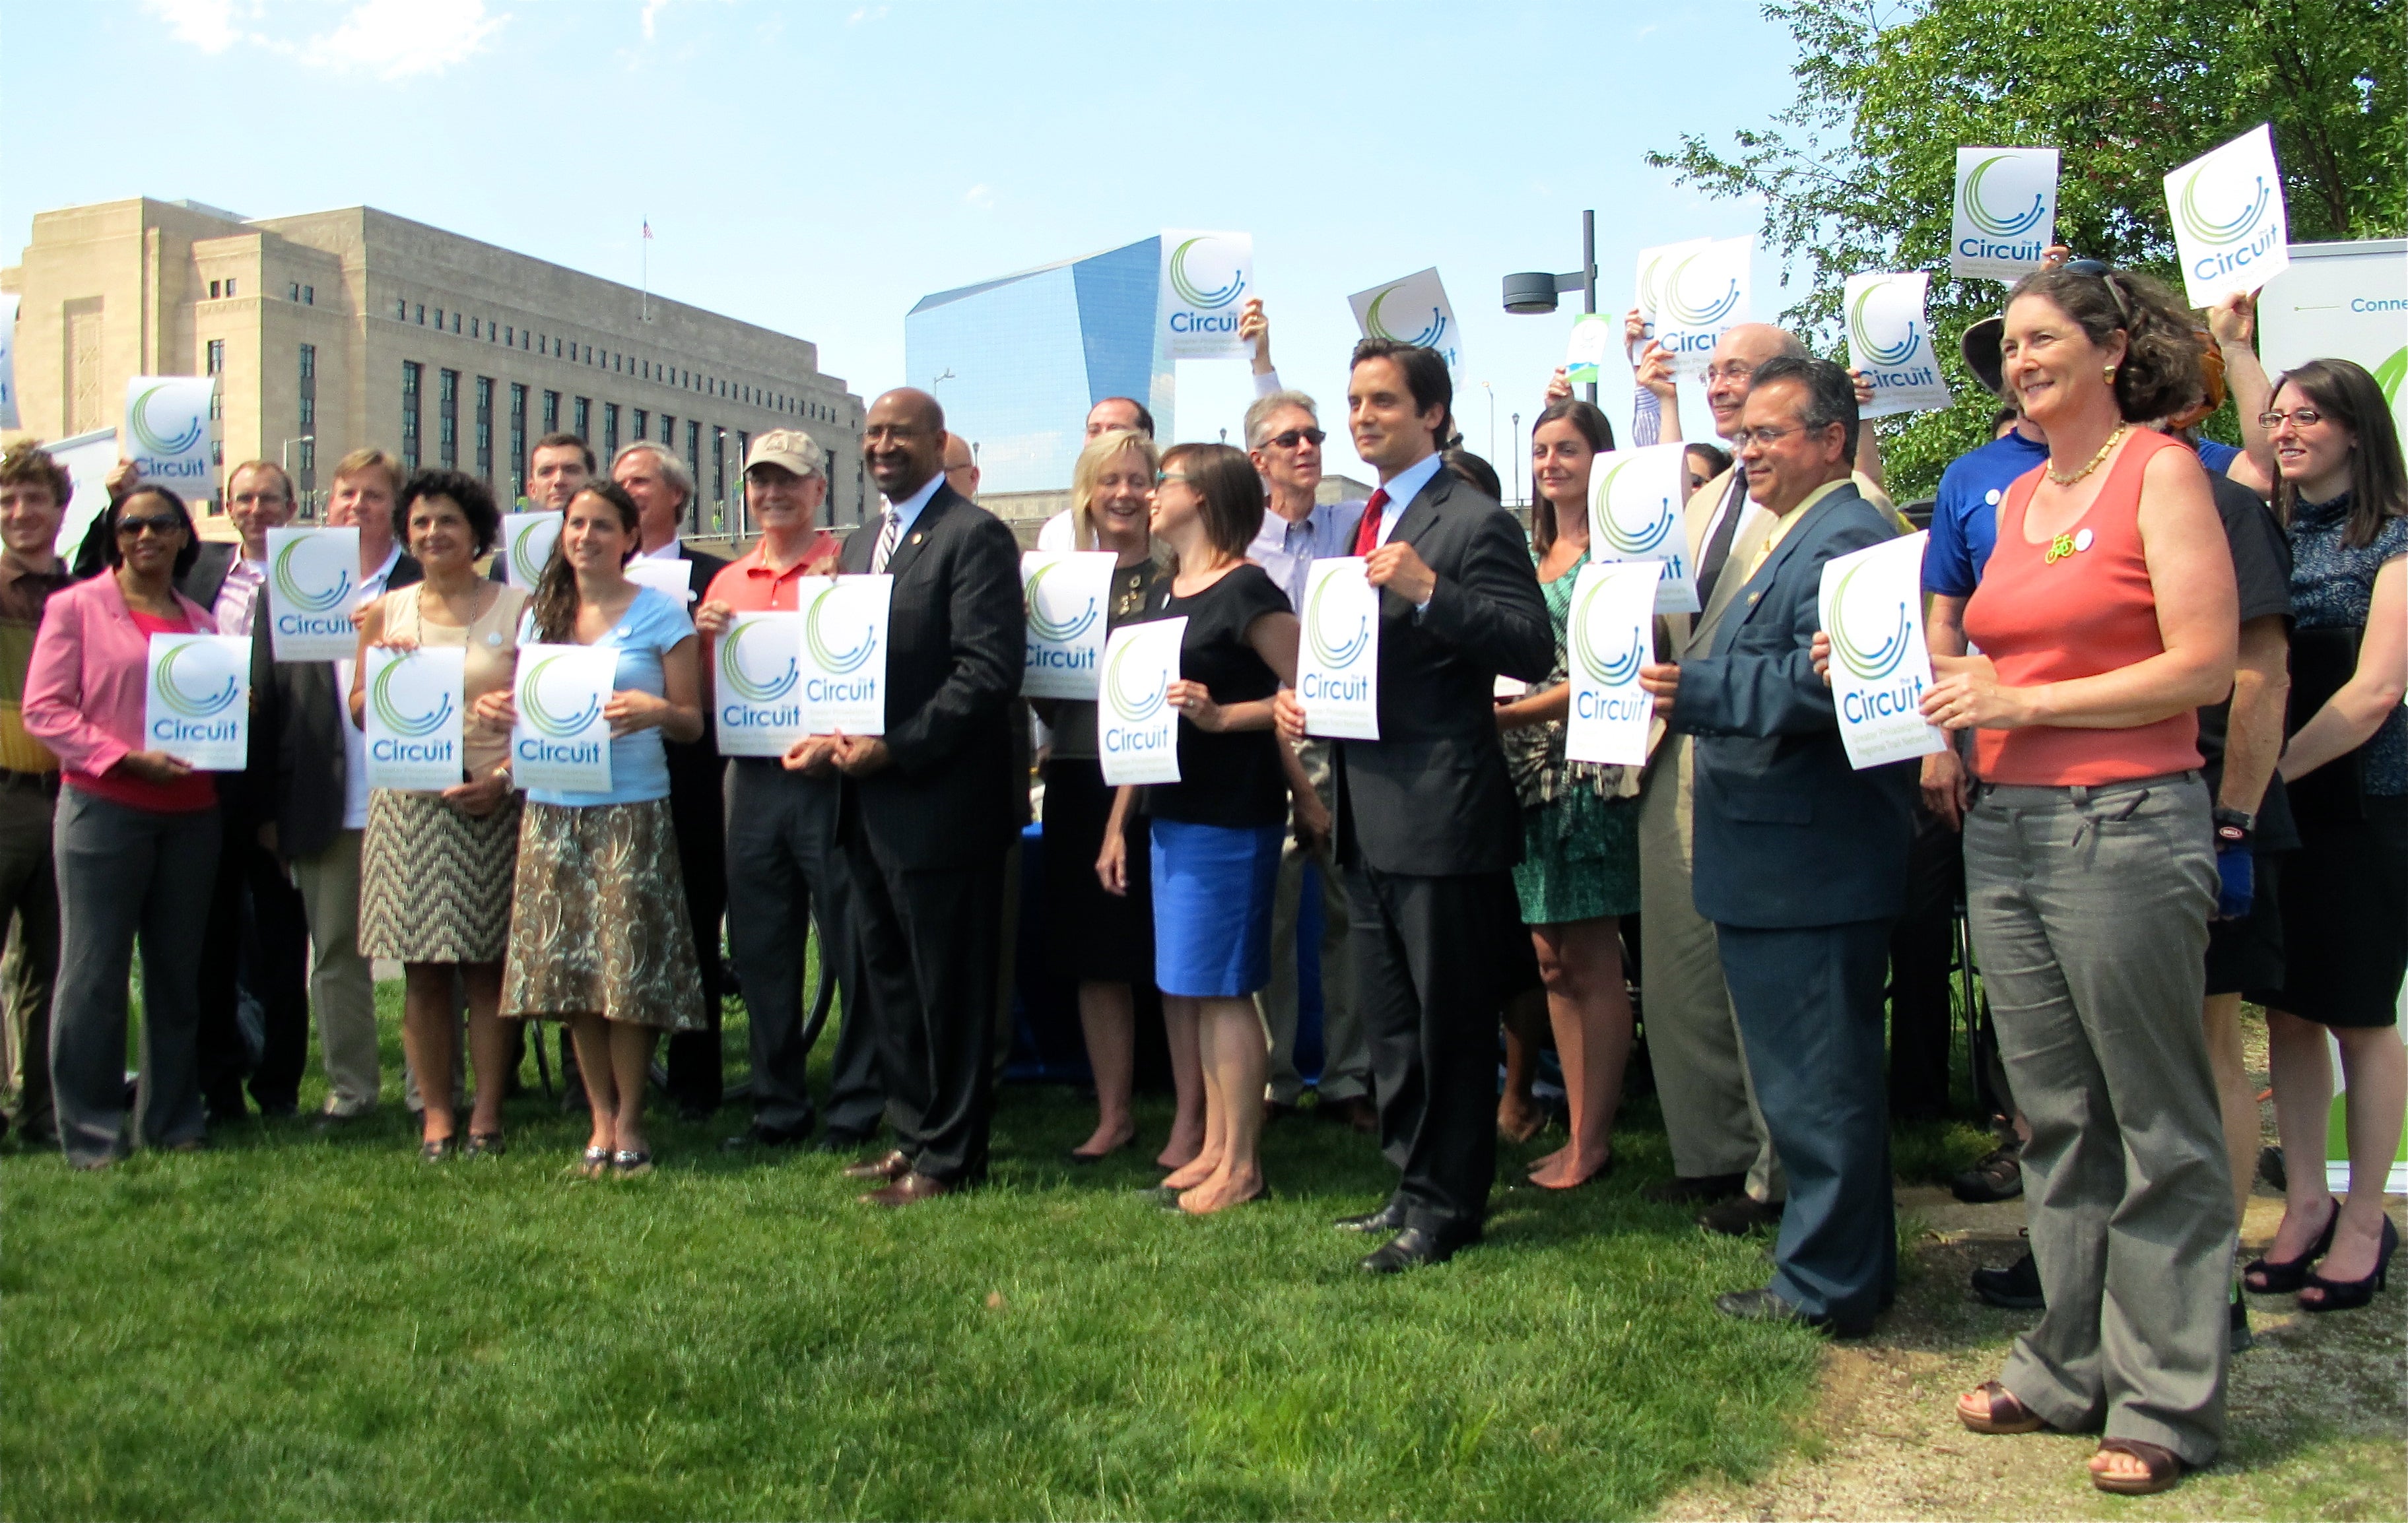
475,480,706,1177
1495,398,1642,1189
354,469,528,1159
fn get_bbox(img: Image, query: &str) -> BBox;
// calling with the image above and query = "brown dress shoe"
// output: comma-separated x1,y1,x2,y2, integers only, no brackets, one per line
860,1170,956,1206
841,1149,912,1182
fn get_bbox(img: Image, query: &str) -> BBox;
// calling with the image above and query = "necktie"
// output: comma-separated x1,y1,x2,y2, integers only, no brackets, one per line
1692,470,1747,608
1350,488,1391,558
871,509,901,573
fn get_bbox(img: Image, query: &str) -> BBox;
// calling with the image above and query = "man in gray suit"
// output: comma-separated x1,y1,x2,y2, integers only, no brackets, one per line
1642,357,1914,1334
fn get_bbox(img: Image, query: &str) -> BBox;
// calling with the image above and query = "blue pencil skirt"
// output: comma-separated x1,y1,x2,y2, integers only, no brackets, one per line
1149,816,1284,998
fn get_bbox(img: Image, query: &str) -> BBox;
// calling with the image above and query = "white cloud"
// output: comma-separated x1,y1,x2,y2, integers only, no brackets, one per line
302,0,504,79
141,0,253,52
848,4,888,22
962,183,995,210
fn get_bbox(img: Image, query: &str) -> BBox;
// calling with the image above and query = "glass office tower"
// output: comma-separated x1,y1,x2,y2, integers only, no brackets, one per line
905,236,1174,494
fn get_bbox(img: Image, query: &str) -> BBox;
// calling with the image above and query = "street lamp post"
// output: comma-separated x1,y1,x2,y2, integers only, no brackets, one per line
1481,381,1496,465
1510,412,1522,506
282,434,315,519
1500,209,1600,405
931,368,956,394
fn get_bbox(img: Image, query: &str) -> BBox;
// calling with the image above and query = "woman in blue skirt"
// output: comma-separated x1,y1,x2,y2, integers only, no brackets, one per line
1098,443,1309,1214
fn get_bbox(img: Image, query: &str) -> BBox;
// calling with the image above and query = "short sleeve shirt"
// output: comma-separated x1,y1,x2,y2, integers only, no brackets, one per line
1923,431,2050,597
519,586,694,808
1142,562,1292,828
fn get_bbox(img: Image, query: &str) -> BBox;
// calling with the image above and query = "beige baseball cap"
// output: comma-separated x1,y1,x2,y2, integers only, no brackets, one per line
743,429,826,479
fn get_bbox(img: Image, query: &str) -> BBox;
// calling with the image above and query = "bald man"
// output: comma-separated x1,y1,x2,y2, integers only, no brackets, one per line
942,432,981,501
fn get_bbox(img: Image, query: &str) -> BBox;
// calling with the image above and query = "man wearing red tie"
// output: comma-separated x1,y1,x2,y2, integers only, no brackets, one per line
1276,339,1553,1270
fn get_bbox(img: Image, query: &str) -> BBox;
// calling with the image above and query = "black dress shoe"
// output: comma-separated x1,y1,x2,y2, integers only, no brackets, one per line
1971,1247,2046,1309
1334,1200,1407,1235
675,1099,718,1124
1698,1195,1784,1235
1642,1171,1747,1206
1952,1144,2024,1203
1358,1226,1469,1274
1715,1287,1872,1338
721,1121,811,1152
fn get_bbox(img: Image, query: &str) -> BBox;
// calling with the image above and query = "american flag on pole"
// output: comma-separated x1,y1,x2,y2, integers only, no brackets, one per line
642,220,653,240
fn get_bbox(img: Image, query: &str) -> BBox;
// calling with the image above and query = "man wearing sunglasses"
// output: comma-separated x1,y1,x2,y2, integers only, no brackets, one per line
1242,381,1371,1133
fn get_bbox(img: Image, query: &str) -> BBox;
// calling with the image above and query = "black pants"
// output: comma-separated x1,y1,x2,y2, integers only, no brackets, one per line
1887,808,1961,1121
661,752,730,1114
842,815,1004,1185
195,806,310,1115
1349,863,1528,1243
723,760,878,1138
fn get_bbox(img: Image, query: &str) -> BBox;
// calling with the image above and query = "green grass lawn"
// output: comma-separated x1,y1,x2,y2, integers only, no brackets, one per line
3,985,1995,1521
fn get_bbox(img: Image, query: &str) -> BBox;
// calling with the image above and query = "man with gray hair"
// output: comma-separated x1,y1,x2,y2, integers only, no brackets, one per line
614,439,731,1120
1242,379,1372,1131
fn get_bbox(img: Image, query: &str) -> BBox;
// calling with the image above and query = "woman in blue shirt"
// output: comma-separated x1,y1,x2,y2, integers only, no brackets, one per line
477,480,706,1176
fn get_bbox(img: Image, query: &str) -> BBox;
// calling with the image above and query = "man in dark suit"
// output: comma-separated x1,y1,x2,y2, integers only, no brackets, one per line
1640,356,1915,1335
1275,339,1554,1272
796,388,1022,1205
613,440,731,1121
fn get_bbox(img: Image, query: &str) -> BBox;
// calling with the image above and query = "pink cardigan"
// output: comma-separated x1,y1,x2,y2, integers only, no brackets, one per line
23,573,218,780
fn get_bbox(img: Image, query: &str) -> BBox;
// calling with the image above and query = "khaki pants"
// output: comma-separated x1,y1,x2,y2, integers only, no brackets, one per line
1257,739,1366,1105
290,828,380,1116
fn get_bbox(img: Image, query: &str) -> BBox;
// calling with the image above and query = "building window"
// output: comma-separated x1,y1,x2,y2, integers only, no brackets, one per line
298,343,317,430
288,282,300,301
401,362,422,471
632,408,648,441
662,414,676,461
206,339,224,376
603,403,620,461
733,430,750,534
510,383,529,502
685,419,702,517
396,298,407,320
304,285,314,306
297,437,316,499
438,368,459,469
225,278,237,297
209,280,221,299
543,390,560,434
505,325,514,345
416,304,426,325
475,377,495,483
452,313,461,334
573,397,590,441
712,426,727,521
435,308,444,328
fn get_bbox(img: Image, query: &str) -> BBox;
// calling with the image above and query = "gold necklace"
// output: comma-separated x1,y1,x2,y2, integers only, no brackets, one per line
2045,423,2128,487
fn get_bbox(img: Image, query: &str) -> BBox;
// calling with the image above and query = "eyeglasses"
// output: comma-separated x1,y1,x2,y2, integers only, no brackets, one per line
1260,428,1326,449
2258,406,2325,430
1154,472,1191,486
1730,423,1809,449
1702,362,1758,385
115,514,184,539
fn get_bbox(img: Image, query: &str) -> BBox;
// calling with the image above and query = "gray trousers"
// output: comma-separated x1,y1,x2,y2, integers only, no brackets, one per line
0,781,59,1138
1258,738,1365,1105
1636,736,1782,1198
1969,773,2231,1466
50,788,219,1166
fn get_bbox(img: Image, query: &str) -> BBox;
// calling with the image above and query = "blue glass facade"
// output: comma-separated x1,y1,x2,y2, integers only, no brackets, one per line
906,236,1172,493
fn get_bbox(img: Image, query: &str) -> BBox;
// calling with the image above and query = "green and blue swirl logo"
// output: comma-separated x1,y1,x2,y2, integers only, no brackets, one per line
805,582,878,676
152,639,241,718
1166,236,1246,310
1637,251,1678,317
2175,168,2273,251
1663,252,1742,327
128,383,206,456
369,654,455,736
1848,279,1921,367
1304,573,1372,669
271,535,354,614
1595,458,1674,556
1828,560,1913,682
1362,284,1448,348
509,517,558,583
1570,578,1644,687
1103,633,1169,723
1959,154,2048,239
719,618,799,704
1024,560,1099,643
519,653,603,738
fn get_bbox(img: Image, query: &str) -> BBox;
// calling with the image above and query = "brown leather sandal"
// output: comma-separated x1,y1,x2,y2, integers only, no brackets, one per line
2092,1437,2186,1495
1956,1379,2045,1434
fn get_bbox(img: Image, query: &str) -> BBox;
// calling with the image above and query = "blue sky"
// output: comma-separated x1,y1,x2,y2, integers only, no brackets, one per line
3,0,1808,489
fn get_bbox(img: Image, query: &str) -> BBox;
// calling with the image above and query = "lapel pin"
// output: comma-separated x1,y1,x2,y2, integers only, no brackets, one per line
909,532,924,545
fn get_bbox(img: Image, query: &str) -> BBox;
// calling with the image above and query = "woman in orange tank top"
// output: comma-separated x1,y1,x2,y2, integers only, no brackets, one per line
1930,266,2239,1496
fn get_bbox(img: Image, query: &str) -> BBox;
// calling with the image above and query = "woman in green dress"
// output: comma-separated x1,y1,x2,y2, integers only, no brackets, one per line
1495,398,1642,1189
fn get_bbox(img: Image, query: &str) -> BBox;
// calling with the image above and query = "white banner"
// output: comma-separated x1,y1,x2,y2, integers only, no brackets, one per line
1653,236,1752,380
800,575,891,735
499,512,562,589
263,526,361,661
510,643,616,793
1819,531,1946,770
2259,240,2408,445
1349,267,1462,375
1563,312,1615,387
1950,147,2059,281
1633,238,1712,340
48,427,120,560
1563,560,1662,766
363,645,466,791
714,611,807,757
0,292,18,432
1160,230,1252,359
1020,550,1116,700
624,556,695,604
1098,618,1185,786
1296,556,1380,740
144,632,250,771
1590,443,1700,614
1845,272,1955,418
123,375,216,497
2166,123,2290,306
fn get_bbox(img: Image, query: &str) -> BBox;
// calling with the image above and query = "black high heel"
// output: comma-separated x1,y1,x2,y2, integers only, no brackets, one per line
2241,1194,2339,1293
2300,1214,2399,1313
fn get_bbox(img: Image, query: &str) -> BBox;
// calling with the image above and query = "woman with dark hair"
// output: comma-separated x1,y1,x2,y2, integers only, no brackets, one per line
352,470,528,1160
1490,397,1640,1190
473,479,704,1176
1097,443,1308,1213
23,486,221,1167
1926,265,2240,1494
2247,356,2407,1313
1683,441,1732,500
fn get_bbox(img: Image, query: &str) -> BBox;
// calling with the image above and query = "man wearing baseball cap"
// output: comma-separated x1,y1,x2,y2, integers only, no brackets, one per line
693,430,873,1152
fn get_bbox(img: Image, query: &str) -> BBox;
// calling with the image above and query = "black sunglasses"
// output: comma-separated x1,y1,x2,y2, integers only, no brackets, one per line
1261,428,1326,449
115,513,185,538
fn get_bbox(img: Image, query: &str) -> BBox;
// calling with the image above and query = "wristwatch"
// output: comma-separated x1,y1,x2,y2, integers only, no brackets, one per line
2213,804,2255,849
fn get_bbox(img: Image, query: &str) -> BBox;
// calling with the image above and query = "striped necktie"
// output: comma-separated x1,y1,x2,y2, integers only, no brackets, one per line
871,508,901,573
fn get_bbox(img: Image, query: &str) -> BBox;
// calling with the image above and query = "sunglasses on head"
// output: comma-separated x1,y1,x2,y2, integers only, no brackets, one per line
2057,257,2133,323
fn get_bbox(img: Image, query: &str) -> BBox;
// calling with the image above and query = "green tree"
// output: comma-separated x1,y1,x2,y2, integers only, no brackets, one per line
1648,0,2407,500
